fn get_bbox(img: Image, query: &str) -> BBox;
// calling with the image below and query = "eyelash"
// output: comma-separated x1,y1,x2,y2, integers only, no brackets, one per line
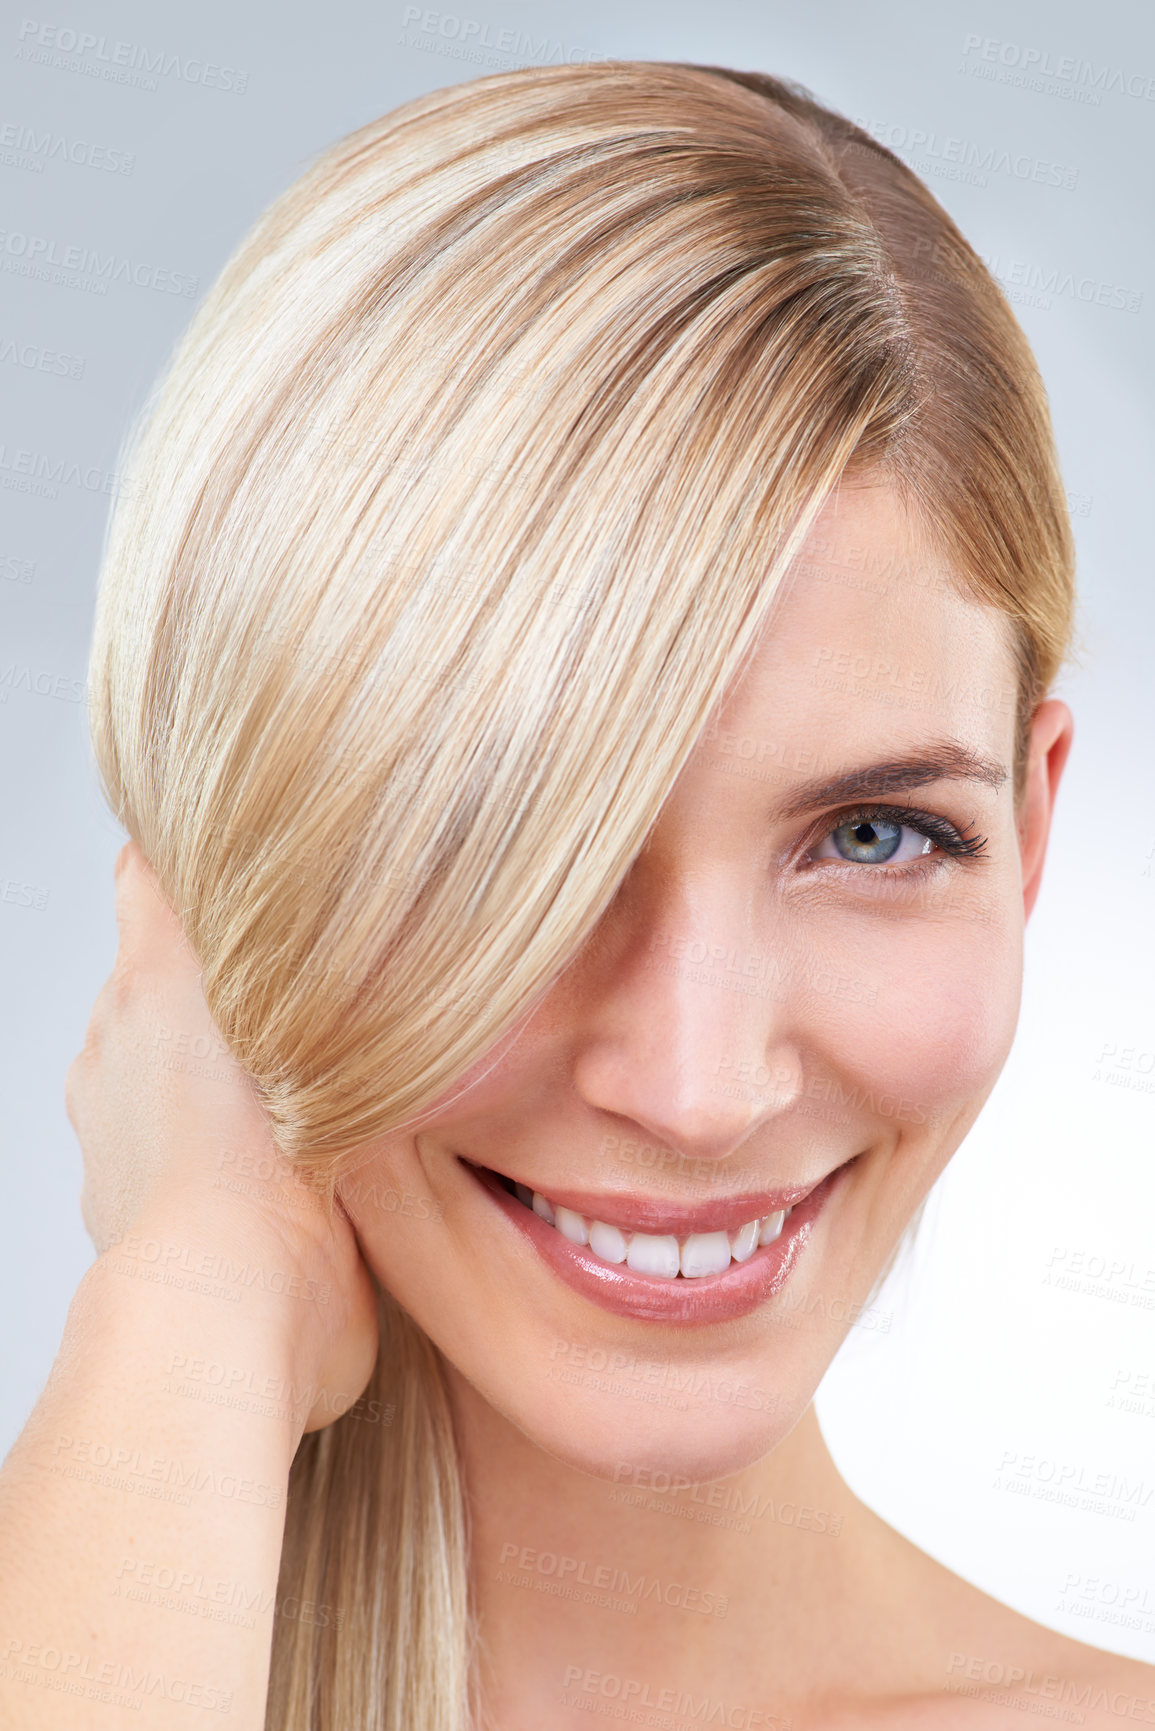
811,803,989,868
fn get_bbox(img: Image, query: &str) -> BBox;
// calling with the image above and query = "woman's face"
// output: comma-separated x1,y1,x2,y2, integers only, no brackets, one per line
340,481,1068,1481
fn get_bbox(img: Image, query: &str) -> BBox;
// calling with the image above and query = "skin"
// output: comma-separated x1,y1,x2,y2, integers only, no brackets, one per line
2,480,1150,1729
335,482,1151,1725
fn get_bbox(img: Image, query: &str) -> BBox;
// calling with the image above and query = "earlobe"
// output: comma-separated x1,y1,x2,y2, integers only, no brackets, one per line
1020,699,1075,921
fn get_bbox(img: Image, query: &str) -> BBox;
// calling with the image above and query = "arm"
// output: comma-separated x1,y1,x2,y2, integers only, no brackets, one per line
0,844,378,1729
0,1234,304,1726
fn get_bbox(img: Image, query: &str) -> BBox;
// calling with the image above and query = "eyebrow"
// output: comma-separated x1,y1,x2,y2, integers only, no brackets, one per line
772,741,1008,821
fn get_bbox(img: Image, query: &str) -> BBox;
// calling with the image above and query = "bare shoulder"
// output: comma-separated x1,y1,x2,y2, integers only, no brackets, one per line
904,1548,1155,1729
810,1513,1155,1730
812,1633,1155,1730
926,1640,1154,1728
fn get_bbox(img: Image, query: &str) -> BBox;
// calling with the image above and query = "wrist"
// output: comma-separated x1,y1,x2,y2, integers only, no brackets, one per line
101,1180,341,1339
73,1236,327,1455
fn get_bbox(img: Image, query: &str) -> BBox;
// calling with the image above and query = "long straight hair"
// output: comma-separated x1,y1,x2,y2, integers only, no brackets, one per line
86,61,1075,1729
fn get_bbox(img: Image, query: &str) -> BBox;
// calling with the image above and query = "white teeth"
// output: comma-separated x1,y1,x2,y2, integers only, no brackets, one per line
510,1183,793,1276
588,1220,629,1263
532,1191,556,1226
680,1231,733,1279
730,1219,760,1263
626,1233,681,1279
553,1205,588,1246
758,1210,785,1245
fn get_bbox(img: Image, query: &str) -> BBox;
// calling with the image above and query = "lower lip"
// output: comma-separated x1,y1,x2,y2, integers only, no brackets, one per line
467,1163,847,1325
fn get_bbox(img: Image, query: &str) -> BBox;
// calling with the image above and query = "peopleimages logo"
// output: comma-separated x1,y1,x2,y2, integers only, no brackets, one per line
0,119,134,174
960,33,1155,102
560,1666,792,1729
496,1542,729,1618
0,335,85,378
984,255,1142,316
854,118,1078,191
0,229,197,298
0,443,132,500
398,4,607,67
14,19,249,93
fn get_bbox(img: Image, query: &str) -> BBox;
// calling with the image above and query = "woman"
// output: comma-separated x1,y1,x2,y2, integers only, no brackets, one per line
1,58,1150,1730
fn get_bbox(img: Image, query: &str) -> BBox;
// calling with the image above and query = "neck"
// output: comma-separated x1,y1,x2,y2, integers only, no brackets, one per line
445,1367,920,1726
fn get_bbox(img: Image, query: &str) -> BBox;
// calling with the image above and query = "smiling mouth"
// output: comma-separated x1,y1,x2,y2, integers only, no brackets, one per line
460,1156,850,1324
489,1172,794,1280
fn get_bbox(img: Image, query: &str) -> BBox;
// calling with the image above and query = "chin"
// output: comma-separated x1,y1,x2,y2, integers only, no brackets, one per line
441,1284,850,1486
487,1362,809,1485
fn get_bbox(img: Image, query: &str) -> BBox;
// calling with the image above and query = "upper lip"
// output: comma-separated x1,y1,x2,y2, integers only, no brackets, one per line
466,1160,840,1236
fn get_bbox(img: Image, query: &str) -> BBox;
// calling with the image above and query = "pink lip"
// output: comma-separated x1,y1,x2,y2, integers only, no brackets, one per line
466,1162,849,1325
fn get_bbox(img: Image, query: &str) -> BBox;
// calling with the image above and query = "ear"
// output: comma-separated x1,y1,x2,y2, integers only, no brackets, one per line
1018,699,1074,921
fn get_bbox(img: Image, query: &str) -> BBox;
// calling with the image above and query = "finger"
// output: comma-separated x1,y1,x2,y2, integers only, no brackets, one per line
64,1050,85,1132
114,839,167,915
113,842,198,972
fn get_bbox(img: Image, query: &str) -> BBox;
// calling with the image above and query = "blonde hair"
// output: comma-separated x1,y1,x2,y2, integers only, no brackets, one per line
86,61,1075,1730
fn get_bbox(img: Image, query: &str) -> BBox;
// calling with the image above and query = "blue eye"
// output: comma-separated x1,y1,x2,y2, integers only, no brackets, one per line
811,808,945,868
831,817,905,863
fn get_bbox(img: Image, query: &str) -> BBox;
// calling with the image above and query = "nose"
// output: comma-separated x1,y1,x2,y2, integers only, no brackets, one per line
570,886,805,1165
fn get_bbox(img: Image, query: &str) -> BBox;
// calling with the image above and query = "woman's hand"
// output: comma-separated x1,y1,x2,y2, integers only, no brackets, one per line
66,839,379,1433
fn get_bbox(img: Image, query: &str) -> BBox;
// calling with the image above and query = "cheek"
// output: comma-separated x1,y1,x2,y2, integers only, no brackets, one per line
817,913,1023,1127
337,1147,437,1235
411,998,560,1124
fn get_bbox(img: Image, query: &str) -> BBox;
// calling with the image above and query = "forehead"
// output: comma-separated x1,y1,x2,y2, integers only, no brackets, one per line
710,483,1019,771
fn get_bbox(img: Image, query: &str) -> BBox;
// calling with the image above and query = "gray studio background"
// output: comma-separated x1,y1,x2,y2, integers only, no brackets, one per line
2,0,1153,1660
